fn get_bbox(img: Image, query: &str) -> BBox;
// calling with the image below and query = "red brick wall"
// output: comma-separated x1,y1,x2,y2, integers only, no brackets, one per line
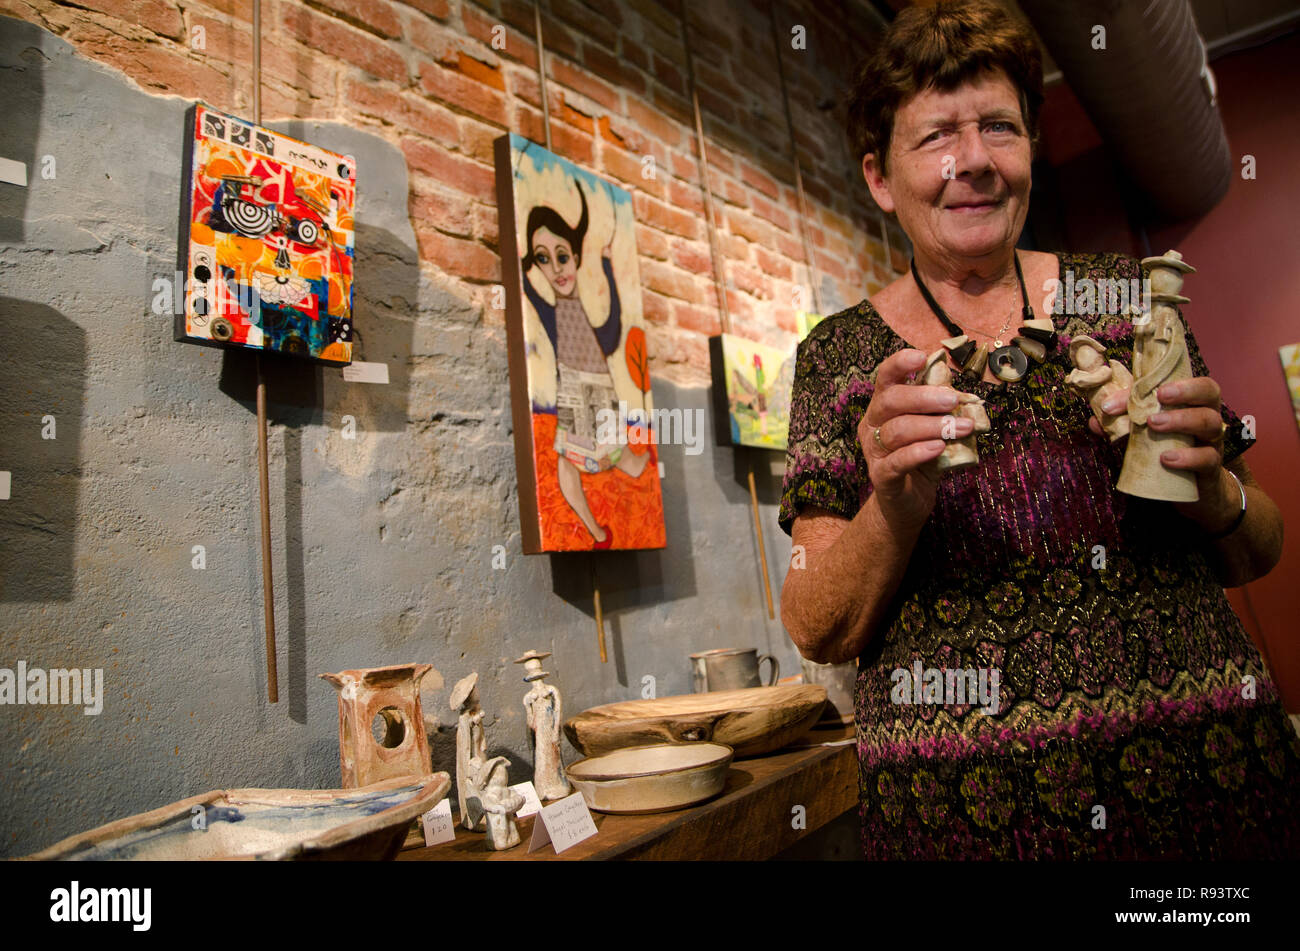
3,0,899,386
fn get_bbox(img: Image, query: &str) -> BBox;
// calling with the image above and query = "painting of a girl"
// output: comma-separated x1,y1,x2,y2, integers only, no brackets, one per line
496,133,665,553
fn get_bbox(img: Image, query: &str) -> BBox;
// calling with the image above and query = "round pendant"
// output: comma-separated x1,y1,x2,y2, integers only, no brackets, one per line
989,345,1029,382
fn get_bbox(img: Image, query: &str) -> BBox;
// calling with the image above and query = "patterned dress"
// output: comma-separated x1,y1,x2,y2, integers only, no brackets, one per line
779,251,1300,860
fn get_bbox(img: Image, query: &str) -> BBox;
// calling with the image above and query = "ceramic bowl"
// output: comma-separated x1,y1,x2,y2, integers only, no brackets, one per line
23,773,451,861
566,743,734,814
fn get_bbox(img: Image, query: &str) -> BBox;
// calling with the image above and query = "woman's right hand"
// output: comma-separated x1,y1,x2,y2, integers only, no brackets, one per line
856,349,970,532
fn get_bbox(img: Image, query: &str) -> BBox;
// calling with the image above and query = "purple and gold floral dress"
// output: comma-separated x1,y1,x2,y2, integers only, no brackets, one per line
779,252,1300,859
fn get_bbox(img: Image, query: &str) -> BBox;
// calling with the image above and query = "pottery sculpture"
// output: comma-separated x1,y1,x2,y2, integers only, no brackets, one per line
917,348,990,472
1117,250,1199,502
451,672,487,831
515,650,572,802
1066,334,1134,442
319,663,435,788
477,756,525,850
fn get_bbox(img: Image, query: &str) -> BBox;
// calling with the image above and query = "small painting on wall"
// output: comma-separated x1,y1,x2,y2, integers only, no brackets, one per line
495,133,665,553
176,103,356,365
1281,343,1300,436
709,333,794,451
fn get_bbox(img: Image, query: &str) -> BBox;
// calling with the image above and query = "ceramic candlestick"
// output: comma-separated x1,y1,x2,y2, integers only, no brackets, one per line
1116,250,1199,502
450,672,488,831
515,650,572,801
319,663,435,788
917,348,990,472
1066,335,1134,442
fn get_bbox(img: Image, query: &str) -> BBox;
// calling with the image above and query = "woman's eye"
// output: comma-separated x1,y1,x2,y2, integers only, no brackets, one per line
536,251,549,265
557,251,569,264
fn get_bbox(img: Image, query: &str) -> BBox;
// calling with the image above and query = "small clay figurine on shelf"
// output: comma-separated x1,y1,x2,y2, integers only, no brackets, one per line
515,650,572,802
916,348,990,472
450,673,487,832
1116,250,1199,502
1065,335,1134,443
477,756,525,851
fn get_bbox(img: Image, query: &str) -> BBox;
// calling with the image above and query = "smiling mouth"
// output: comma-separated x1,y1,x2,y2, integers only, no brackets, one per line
947,200,1000,210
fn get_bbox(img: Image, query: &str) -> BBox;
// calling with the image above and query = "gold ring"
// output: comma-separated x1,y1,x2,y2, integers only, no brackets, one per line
873,426,888,453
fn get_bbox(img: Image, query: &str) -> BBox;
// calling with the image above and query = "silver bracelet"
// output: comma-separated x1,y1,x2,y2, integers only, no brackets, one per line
1207,469,1247,540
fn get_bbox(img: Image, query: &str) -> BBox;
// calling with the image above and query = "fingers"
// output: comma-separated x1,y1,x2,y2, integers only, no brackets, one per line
1101,387,1131,416
868,412,974,457
1148,406,1225,444
1158,376,1220,409
875,439,947,481
1160,445,1222,474
874,348,928,390
869,382,961,428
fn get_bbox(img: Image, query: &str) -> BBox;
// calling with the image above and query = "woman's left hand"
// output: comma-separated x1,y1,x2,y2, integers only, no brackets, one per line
1096,376,1239,530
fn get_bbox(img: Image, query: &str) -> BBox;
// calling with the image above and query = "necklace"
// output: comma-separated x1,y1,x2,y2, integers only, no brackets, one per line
909,253,1058,383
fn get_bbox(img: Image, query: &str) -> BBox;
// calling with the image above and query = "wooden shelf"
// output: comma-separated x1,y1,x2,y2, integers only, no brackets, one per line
395,724,857,862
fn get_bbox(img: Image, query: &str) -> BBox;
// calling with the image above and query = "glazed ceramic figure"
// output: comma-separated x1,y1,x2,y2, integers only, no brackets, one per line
1065,335,1134,442
478,756,525,851
515,651,572,801
450,673,487,831
918,349,990,472
1116,251,1199,502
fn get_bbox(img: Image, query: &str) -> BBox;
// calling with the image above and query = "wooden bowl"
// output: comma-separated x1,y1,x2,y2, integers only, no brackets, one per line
564,684,827,758
23,773,451,861
567,743,734,814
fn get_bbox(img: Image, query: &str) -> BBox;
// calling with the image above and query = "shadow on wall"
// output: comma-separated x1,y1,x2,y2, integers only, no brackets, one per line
212,219,420,724
0,22,41,242
0,299,84,602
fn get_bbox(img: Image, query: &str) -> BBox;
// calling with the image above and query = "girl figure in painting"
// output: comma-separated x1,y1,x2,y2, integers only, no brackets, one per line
521,181,648,549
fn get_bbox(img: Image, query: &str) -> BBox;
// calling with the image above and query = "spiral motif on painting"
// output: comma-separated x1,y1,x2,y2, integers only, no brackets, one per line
225,198,274,237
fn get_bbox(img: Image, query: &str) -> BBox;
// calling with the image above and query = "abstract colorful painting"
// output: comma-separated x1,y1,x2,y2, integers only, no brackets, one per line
176,103,356,365
495,133,665,553
796,311,825,340
1281,343,1300,436
709,333,794,451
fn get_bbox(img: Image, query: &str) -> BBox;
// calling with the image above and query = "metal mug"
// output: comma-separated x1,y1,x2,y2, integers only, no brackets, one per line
799,656,857,723
690,647,780,693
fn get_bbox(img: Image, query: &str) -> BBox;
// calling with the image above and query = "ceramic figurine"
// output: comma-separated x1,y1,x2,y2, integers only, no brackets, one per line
1116,250,1199,502
1065,335,1134,442
477,755,525,851
515,650,572,801
917,348,990,472
450,672,487,831
319,663,435,788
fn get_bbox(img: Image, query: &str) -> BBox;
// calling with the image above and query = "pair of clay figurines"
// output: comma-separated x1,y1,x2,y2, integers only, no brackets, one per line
450,651,571,851
918,251,1198,507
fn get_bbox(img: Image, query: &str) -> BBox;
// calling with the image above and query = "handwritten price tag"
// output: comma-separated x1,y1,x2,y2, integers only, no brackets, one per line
527,791,598,854
509,781,543,818
420,799,456,846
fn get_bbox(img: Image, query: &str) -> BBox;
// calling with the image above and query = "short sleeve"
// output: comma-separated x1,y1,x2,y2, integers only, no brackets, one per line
1179,306,1256,464
778,316,875,536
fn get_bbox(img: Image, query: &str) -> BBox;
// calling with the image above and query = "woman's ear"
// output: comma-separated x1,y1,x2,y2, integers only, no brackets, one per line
862,153,895,215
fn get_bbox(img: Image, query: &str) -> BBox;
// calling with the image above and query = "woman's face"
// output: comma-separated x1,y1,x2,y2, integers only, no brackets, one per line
531,227,578,297
864,70,1032,267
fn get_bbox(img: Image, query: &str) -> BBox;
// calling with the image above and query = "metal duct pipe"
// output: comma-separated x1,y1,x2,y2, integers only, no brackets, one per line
1018,0,1232,221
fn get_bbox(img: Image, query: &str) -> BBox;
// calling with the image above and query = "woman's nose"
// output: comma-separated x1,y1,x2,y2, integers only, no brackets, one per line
950,125,994,178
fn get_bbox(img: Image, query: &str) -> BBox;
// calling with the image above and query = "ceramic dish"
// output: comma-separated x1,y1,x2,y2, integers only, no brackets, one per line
565,684,827,758
23,773,450,861
566,742,734,814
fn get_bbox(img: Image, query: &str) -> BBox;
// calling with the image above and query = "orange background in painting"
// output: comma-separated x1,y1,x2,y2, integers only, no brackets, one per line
532,413,666,551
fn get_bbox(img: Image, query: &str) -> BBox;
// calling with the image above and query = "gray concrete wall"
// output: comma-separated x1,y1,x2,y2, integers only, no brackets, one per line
0,17,796,856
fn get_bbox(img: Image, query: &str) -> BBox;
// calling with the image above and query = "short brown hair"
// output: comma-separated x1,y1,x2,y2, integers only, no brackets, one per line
846,0,1043,173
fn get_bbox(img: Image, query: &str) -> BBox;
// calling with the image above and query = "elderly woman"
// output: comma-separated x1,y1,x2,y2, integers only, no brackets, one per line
780,0,1298,860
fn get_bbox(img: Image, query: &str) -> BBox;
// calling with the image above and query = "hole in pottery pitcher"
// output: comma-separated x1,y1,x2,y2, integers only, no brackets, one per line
371,707,406,749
